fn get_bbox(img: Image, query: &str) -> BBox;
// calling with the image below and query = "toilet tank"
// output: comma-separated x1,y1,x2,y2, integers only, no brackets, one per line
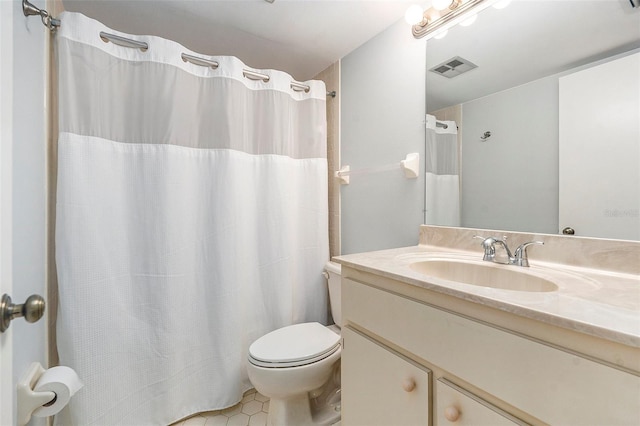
324,261,342,327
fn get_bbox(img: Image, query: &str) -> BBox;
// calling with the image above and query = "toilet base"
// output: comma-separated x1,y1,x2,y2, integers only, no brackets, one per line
266,364,341,426
309,364,341,425
267,390,340,426
267,394,312,426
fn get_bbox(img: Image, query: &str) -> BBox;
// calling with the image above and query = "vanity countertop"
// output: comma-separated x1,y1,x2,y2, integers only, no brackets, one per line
335,243,640,349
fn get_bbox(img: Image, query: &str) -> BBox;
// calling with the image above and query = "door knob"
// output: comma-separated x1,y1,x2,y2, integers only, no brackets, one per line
0,294,45,333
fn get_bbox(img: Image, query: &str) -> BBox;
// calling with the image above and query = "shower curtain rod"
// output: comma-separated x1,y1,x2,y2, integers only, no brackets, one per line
22,0,337,98
98,32,337,97
22,0,60,30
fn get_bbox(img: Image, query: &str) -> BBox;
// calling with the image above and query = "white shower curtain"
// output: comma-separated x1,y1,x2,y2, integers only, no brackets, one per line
55,12,328,425
424,114,460,226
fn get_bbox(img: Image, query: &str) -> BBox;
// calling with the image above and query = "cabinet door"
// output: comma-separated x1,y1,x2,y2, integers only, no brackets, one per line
436,378,528,426
342,326,431,426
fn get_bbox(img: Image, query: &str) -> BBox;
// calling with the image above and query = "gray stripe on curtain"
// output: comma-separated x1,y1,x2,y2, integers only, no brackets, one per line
57,38,327,160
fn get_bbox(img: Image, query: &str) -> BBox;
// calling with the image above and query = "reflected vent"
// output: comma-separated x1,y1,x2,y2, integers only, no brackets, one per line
430,56,478,78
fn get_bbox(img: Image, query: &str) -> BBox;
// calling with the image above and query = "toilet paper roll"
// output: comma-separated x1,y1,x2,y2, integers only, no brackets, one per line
31,366,84,418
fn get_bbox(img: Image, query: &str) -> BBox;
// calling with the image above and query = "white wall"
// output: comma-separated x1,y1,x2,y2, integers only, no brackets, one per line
460,76,559,234
0,1,48,424
340,19,427,254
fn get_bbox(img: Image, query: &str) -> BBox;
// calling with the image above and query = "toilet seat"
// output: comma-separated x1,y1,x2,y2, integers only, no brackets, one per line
248,322,341,368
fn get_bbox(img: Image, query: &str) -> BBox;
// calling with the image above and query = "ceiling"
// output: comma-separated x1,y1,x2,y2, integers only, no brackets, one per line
61,0,420,81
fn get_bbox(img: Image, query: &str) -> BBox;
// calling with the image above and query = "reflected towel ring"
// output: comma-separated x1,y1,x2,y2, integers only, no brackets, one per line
480,131,491,141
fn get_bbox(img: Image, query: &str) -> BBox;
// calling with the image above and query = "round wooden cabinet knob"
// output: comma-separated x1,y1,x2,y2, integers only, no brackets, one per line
444,406,461,422
401,378,416,392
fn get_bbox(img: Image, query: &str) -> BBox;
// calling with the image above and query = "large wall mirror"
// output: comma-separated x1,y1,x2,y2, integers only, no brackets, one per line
425,0,640,240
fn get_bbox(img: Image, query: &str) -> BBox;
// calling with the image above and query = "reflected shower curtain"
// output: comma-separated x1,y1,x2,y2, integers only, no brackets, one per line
55,12,328,425
425,114,460,226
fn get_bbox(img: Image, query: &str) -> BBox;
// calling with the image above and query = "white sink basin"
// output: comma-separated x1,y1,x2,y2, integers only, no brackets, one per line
409,259,559,292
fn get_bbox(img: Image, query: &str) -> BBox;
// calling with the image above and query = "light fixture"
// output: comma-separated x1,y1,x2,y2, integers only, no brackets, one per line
411,0,503,40
431,0,456,11
405,4,426,26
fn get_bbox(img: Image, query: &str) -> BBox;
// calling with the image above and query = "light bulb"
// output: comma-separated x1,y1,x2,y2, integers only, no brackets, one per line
460,14,477,26
434,29,448,39
493,0,511,9
432,0,453,11
404,5,424,25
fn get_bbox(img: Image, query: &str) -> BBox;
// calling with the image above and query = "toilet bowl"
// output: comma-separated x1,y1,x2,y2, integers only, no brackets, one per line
247,262,342,426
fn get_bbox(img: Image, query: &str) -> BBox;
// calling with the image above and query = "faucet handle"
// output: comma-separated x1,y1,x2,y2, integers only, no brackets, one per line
473,235,486,242
513,241,544,267
473,235,496,261
473,235,502,244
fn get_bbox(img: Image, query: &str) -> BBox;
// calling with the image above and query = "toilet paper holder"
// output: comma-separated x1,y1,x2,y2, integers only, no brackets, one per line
17,362,57,426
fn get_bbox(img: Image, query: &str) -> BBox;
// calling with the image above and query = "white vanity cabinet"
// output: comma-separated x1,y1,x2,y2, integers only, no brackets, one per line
341,270,640,426
435,378,526,425
342,327,431,425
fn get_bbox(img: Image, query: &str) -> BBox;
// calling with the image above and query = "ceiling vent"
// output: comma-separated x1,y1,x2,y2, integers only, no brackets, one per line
429,56,478,78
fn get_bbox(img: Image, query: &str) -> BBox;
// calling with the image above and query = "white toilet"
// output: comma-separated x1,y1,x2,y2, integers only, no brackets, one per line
247,261,342,426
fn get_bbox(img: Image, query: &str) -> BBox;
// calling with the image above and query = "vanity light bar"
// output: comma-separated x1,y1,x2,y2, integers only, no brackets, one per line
412,0,499,40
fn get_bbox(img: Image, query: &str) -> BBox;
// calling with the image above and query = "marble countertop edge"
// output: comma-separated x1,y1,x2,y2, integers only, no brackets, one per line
334,244,640,349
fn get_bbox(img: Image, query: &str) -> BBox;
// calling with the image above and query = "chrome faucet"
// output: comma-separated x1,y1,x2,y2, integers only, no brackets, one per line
473,236,544,267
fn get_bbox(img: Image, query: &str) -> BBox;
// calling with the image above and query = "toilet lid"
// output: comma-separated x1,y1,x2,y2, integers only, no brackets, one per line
249,322,340,367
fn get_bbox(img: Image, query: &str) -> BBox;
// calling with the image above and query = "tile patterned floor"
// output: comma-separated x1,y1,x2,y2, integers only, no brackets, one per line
171,389,270,426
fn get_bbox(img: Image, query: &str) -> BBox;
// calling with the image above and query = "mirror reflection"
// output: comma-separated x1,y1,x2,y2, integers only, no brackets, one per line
425,0,640,240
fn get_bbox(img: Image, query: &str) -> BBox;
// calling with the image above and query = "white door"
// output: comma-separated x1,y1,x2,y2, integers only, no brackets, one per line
0,158,14,423
1,1,49,424
1,1,16,423
559,52,640,240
